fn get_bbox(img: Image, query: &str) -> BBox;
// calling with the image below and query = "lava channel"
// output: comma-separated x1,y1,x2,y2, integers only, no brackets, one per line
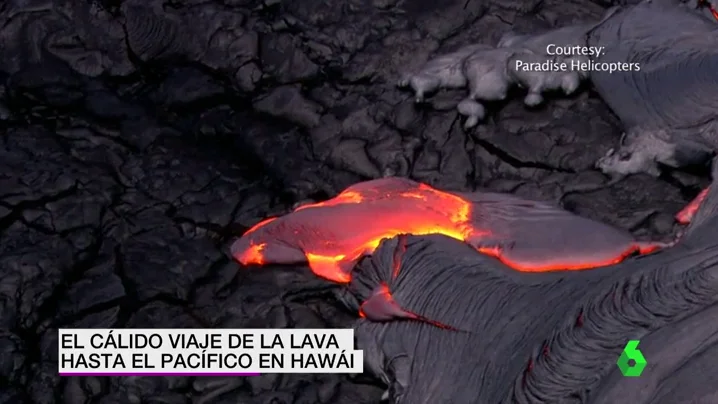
231,177,665,283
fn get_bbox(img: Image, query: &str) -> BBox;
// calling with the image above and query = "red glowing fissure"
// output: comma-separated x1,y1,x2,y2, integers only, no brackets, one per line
698,0,718,20
358,283,458,330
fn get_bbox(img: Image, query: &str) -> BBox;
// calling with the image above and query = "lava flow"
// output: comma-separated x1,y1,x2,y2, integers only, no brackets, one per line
232,177,483,283
698,0,718,20
231,177,664,283
358,283,458,330
676,187,710,224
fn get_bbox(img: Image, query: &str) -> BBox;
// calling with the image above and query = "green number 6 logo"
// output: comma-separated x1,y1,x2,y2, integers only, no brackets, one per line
617,340,647,377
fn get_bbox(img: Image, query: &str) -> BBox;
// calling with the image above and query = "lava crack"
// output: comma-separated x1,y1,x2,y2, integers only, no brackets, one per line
231,177,666,283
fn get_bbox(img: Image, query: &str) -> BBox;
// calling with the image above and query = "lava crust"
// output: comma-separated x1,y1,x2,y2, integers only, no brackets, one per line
347,211,718,403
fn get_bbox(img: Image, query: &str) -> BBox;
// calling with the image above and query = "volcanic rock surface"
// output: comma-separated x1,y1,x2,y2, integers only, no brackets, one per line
0,0,710,403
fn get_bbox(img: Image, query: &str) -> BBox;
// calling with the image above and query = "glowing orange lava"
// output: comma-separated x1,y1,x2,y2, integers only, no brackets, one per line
240,242,267,265
231,177,665,283
676,187,709,225
477,242,661,272
233,178,485,283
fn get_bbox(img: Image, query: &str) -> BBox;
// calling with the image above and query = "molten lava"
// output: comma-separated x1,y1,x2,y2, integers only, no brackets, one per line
358,283,458,330
232,178,481,283
698,0,718,20
476,243,661,271
676,187,709,224
231,177,664,283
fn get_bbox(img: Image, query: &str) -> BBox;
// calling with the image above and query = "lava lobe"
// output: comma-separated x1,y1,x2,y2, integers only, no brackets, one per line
676,187,710,224
231,177,665,283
